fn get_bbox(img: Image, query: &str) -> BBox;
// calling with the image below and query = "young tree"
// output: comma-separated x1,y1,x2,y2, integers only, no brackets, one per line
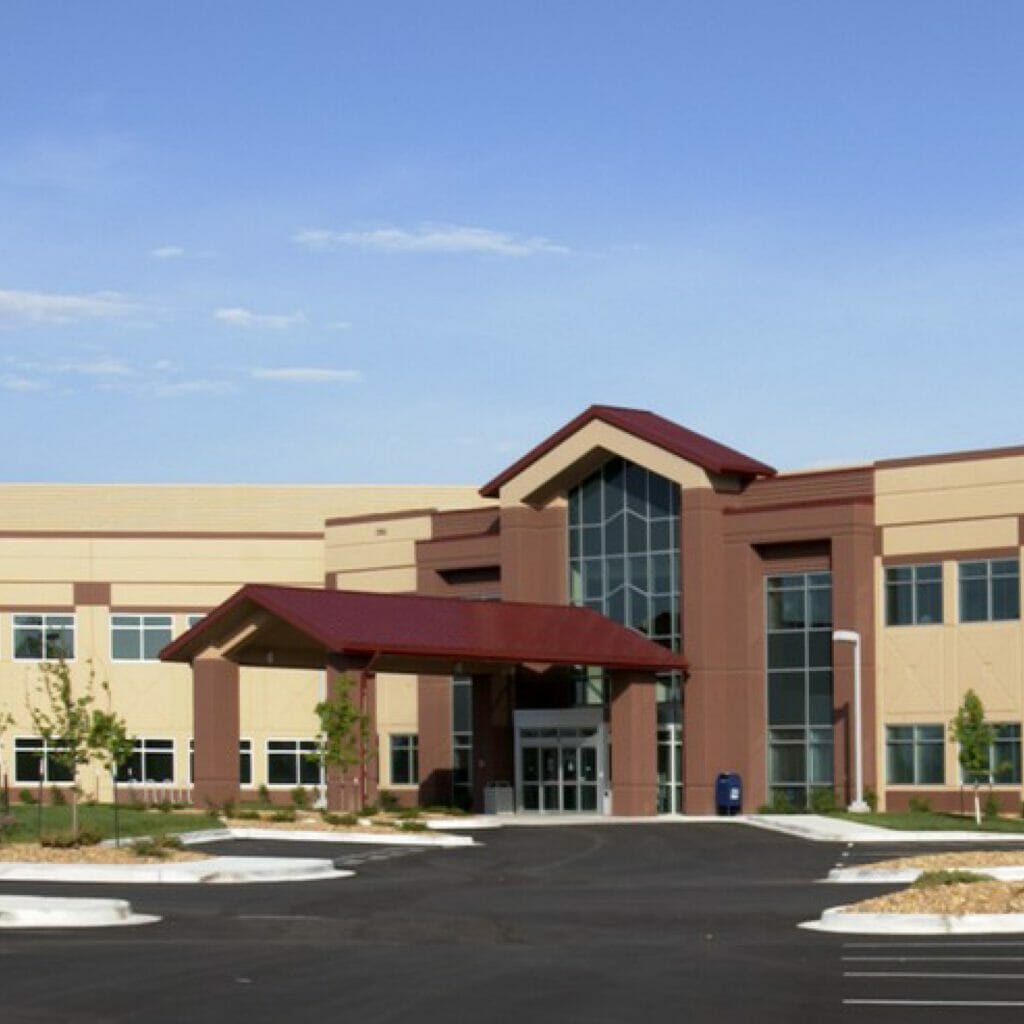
311,673,371,810
89,690,135,847
950,688,995,826
29,660,99,838
0,705,14,813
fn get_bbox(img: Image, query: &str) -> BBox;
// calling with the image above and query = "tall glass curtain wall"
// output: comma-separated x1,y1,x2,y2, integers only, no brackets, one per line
766,572,834,809
568,457,682,812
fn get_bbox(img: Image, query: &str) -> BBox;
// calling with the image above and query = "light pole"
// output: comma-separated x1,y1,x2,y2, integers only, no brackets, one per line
833,629,869,813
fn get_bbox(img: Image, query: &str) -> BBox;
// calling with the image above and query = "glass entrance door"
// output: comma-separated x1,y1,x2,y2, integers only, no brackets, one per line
657,723,683,814
515,709,606,814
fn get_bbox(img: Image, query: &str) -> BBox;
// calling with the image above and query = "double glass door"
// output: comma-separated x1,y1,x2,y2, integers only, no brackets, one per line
515,709,606,814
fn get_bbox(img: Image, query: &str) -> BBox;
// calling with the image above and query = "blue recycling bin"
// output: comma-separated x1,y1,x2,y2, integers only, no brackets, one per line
715,772,742,815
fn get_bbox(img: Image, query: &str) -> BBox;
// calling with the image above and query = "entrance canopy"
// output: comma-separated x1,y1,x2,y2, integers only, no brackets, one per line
161,583,688,676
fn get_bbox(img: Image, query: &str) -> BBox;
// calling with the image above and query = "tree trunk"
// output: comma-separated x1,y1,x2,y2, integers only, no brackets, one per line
973,785,981,826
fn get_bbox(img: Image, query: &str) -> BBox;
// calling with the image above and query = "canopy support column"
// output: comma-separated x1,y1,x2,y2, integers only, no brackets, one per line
471,670,515,813
325,662,378,812
609,670,658,816
192,655,240,809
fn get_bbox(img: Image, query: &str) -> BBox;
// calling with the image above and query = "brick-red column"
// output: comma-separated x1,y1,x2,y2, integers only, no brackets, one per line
609,671,657,816
470,671,515,813
418,675,452,806
192,656,240,808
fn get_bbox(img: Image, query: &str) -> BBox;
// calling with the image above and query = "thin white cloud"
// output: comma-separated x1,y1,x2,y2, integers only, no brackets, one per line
154,378,237,396
1,375,47,392
251,367,364,384
150,245,185,259
325,320,353,331
0,289,134,326
213,306,307,330
292,223,570,257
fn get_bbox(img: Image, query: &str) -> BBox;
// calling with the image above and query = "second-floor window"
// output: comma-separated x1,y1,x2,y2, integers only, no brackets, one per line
959,559,1020,623
13,613,75,660
885,564,942,625
111,614,174,661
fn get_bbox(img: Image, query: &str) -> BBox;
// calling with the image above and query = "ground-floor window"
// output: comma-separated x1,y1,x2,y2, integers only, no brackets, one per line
886,724,944,785
188,739,252,786
959,723,1022,785
390,734,419,785
656,722,682,814
116,738,175,784
266,739,320,787
13,737,74,784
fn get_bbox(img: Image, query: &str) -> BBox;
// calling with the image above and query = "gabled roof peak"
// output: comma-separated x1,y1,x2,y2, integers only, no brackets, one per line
480,405,775,498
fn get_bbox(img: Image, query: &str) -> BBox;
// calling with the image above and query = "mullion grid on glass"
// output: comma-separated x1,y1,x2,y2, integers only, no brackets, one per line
766,572,833,808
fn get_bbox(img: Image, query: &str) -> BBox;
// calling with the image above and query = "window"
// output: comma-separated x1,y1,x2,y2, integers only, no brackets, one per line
115,738,175,783
885,564,943,626
886,725,944,785
13,613,75,660
960,724,1022,785
959,559,1020,623
186,613,205,630
452,677,472,807
266,739,320,787
766,572,834,809
14,737,74,784
111,614,173,660
390,734,419,785
188,738,252,786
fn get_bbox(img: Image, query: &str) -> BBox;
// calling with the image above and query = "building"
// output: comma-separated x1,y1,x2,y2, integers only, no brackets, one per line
3,405,1023,815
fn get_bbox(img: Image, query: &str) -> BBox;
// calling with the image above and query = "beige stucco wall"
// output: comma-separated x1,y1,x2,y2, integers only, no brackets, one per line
875,457,1024,807
0,483,485,801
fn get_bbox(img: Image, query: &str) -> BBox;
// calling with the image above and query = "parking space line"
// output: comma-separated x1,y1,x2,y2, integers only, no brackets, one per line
844,1000,1024,1008
844,941,1024,949
845,971,1024,979
844,956,1024,962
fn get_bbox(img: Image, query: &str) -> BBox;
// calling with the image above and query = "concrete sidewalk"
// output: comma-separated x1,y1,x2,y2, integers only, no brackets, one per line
746,813,1024,844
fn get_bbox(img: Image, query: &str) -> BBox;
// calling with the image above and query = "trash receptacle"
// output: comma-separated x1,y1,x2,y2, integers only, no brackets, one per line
484,781,514,815
715,772,742,815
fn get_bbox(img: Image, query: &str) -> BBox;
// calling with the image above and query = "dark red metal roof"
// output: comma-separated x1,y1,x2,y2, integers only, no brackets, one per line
161,583,687,673
480,404,776,498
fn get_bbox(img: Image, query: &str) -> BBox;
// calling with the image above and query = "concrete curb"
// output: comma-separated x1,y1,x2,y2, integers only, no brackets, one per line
746,814,1024,844
800,905,1024,935
178,827,475,848
0,896,159,929
0,856,353,885
828,865,1024,884
424,817,500,830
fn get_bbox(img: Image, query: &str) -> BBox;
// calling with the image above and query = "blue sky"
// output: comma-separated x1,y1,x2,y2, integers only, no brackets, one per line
2,2,1023,482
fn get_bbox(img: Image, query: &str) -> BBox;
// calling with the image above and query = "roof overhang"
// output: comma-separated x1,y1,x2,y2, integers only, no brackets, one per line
161,584,688,676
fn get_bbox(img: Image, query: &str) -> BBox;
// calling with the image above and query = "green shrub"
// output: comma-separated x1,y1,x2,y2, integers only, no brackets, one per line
41,826,102,849
864,786,879,813
322,811,358,826
983,794,1001,820
234,808,261,820
765,790,795,814
270,808,296,823
291,786,310,809
132,834,185,859
0,814,17,843
18,788,36,806
810,789,835,814
913,869,991,889
50,786,66,807
257,784,272,807
220,799,235,819
155,799,174,814
397,820,428,832
423,804,469,816
378,790,400,813
396,806,421,819
908,796,932,814
358,803,379,817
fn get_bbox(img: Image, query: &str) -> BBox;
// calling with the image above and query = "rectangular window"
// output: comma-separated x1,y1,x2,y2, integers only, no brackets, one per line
111,614,174,661
960,724,1022,785
959,559,1020,623
886,725,944,785
188,738,252,786
12,613,75,660
14,737,74,784
390,734,419,785
885,564,943,626
266,739,320,787
452,677,472,807
116,738,175,784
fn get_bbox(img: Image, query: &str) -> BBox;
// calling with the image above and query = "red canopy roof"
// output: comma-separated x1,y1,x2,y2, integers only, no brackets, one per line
480,404,775,498
161,584,688,674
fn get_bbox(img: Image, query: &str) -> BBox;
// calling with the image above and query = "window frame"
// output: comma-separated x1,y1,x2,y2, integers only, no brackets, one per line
110,613,175,662
886,724,945,785
114,737,176,785
389,733,419,786
959,723,1022,786
13,736,75,785
265,738,322,788
12,612,76,662
884,563,943,627
958,558,1020,623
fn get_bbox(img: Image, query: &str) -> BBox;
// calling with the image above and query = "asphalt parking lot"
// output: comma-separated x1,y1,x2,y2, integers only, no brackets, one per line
0,824,1021,1023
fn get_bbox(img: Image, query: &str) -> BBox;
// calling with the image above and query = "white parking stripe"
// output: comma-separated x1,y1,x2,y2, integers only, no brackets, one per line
844,941,1024,948
845,1000,1024,1008
844,956,1024,962
845,971,1024,979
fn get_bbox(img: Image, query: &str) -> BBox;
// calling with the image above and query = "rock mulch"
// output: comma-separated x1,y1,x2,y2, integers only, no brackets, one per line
849,881,1024,916
0,843,207,865
223,813,430,834
865,850,1024,871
